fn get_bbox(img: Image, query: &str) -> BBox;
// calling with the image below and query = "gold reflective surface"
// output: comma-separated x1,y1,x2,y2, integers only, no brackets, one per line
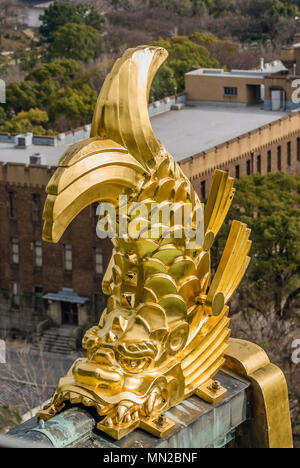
225,338,293,448
37,46,289,443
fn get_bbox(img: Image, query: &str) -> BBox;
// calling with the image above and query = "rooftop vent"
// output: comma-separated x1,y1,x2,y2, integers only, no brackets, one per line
15,133,32,149
30,153,41,165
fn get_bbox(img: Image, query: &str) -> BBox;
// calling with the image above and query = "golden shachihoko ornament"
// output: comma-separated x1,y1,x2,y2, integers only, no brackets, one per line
38,46,251,440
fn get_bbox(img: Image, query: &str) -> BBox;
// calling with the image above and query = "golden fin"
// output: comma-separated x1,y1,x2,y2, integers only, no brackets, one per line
42,138,146,243
205,221,251,316
91,46,169,170
204,170,235,250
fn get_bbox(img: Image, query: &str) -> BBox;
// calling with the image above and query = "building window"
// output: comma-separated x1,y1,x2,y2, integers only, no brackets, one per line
8,192,16,218
297,137,300,162
257,155,261,174
32,194,41,223
201,180,206,200
11,238,19,265
267,151,272,172
246,160,251,176
34,241,42,267
11,282,20,308
224,87,238,97
287,142,291,167
277,146,282,171
95,248,103,275
34,286,43,312
235,165,240,179
64,244,72,271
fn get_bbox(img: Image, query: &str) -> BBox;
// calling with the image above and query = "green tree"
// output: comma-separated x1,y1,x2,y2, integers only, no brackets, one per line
26,59,83,86
150,64,177,101
151,36,220,95
215,173,300,319
5,58,98,132
269,0,297,17
47,23,104,62
0,108,55,135
206,0,232,17
189,32,238,69
0,106,6,125
39,0,105,43
6,81,41,114
0,56,9,77
17,49,39,72
76,3,106,30
48,84,97,125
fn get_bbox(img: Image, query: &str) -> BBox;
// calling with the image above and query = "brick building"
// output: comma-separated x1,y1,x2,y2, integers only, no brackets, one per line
0,162,111,340
0,78,299,345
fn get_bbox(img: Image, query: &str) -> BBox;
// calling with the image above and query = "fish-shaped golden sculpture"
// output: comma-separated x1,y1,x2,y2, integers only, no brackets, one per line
38,46,251,440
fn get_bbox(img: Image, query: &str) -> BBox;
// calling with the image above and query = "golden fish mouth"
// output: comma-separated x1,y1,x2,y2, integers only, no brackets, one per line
73,360,124,389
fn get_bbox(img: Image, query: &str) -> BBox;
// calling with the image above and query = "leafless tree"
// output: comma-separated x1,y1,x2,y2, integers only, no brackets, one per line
231,306,300,445
0,342,74,420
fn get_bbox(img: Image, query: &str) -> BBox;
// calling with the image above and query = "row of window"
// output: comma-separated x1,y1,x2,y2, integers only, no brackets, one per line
199,138,300,199
8,196,100,227
10,239,104,275
9,193,41,222
240,140,295,178
10,283,41,309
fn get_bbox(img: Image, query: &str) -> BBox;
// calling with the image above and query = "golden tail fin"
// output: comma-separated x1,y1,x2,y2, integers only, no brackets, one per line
91,46,169,170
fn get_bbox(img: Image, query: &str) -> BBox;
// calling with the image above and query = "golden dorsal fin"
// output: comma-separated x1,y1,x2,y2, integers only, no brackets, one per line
91,46,169,170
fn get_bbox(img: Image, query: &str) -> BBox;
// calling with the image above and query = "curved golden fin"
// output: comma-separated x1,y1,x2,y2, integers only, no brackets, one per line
91,46,169,170
205,220,251,316
42,138,147,243
204,170,235,250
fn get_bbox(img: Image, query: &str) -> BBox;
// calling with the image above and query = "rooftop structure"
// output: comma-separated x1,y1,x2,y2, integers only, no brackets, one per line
186,60,286,79
185,58,300,111
151,105,287,161
0,105,287,165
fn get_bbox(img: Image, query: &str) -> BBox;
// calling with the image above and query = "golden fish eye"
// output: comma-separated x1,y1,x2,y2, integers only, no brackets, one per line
119,355,152,373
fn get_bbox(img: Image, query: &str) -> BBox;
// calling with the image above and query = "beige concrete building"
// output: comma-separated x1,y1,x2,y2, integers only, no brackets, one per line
186,68,265,105
186,49,300,112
